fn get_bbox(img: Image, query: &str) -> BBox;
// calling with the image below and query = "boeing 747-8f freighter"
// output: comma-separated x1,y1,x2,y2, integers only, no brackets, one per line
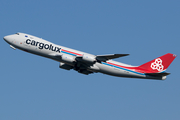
4,33,177,80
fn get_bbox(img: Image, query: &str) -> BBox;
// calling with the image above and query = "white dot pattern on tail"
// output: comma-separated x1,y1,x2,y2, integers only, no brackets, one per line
151,58,164,71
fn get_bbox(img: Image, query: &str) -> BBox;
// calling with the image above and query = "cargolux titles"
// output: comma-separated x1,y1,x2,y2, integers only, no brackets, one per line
26,39,61,53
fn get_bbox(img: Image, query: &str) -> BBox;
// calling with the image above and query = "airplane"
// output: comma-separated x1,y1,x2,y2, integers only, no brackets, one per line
3,32,177,80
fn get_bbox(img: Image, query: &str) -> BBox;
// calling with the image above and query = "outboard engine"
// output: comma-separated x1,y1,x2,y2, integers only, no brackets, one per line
61,54,76,65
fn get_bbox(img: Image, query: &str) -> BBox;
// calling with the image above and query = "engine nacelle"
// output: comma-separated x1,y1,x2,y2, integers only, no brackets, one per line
59,62,73,70
61,54,75,65
82,54,96,63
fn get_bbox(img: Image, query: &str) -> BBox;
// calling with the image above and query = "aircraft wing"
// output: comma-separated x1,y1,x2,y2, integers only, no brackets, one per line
51,53,129,75
51,54,95,75
96,54,129,61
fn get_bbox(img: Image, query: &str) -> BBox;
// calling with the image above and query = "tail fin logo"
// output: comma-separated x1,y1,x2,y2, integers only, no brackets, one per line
151,58,164,71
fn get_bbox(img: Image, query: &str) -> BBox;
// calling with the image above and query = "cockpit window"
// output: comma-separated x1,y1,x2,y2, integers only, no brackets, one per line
16,33,19,35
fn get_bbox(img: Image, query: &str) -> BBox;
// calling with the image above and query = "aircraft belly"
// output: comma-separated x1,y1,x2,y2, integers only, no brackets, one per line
14,42,57,60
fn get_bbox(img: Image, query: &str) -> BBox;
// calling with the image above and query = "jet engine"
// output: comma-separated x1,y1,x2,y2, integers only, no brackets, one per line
61,54,76,65
59,62,73,70
82,54,96,63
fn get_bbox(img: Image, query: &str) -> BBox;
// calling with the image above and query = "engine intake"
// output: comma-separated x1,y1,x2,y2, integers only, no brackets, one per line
59,62,73,70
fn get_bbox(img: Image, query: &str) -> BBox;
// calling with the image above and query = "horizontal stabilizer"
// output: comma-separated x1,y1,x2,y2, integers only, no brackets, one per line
146,72,170,76
96,54,129,61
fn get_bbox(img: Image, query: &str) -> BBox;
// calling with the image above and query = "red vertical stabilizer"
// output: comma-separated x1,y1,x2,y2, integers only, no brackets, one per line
138,53,177,73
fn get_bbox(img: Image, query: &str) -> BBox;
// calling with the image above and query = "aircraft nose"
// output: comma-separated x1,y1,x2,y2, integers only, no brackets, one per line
3,36,8,41
3,35,12,43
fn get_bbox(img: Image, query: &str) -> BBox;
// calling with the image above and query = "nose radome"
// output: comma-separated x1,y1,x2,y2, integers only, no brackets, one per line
3,36,7,40
3,35,12,42
3,36,8,41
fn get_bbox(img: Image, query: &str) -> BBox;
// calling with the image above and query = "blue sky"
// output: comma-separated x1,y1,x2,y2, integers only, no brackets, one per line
0,0,180,119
